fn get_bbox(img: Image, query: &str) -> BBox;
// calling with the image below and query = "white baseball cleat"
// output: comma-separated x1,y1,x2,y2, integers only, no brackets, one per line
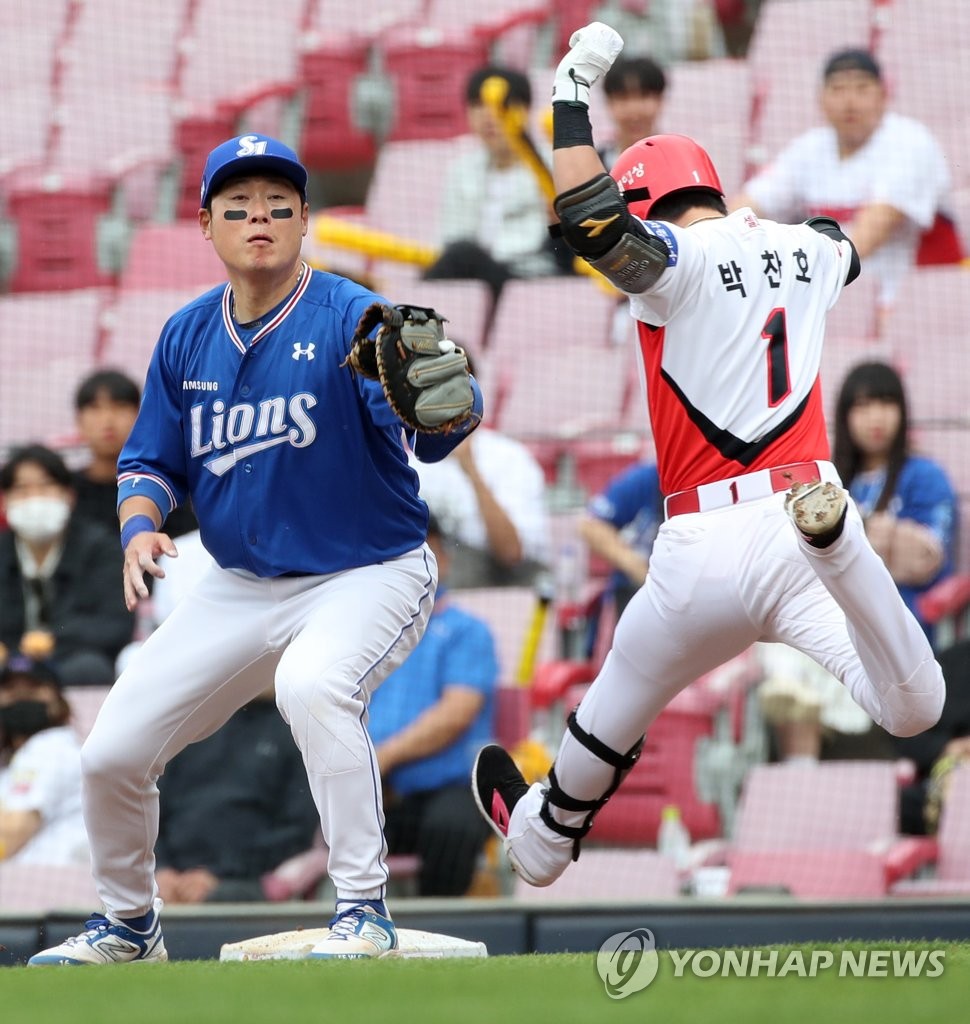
785,480,847,539
307,903,398,960
28,898,167,966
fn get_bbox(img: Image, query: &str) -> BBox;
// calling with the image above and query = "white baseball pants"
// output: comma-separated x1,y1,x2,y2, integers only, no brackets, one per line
81,545,436,918
506,485,946,884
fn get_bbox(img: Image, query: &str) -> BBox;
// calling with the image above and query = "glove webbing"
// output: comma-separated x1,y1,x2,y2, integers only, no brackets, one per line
539,708,645,861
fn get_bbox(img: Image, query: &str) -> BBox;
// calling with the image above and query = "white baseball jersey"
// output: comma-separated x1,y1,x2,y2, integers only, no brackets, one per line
743,112,951,304
0,726,88,865
625,209,853,496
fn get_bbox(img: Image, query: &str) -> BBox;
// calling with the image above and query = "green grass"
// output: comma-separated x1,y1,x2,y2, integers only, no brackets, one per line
3,944,967,1024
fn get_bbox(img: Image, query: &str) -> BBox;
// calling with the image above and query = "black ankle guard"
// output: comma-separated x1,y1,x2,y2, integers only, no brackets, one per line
539,709,644,861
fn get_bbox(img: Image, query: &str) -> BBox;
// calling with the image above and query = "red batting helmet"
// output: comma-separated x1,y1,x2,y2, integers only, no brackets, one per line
610,134,723,219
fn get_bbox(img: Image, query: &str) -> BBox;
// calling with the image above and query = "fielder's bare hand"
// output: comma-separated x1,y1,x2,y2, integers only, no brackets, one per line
123,531,178,611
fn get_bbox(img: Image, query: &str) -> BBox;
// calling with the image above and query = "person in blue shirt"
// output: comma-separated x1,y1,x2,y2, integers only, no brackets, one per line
369,515,498,896
579,459,664,618
833,361,958,646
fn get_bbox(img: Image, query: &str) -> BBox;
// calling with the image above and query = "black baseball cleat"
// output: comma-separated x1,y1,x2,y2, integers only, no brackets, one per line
472,744,529,841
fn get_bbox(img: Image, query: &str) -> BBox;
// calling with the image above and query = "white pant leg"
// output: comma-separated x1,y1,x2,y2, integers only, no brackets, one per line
507,510,763,885
758,497,945,737
82,566,284,917
273,545,436,900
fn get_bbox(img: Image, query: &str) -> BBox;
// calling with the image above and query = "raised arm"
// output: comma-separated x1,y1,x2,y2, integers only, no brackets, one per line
549,23,671,294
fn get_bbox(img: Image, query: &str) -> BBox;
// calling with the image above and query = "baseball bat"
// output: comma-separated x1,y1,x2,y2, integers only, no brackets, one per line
314,215,438,267
514,576,556,686
479,76,618,295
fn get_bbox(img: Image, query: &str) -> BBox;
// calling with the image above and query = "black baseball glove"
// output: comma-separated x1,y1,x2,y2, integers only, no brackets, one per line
343,303,478,434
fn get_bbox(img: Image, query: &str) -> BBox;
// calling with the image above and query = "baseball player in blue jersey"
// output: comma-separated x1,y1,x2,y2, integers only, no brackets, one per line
29,134,482,965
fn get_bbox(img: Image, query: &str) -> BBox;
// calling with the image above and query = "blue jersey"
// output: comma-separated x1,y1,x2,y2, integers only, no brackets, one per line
586,461,664,594
367,598,498,795
118,265,481,576
849,454,958,636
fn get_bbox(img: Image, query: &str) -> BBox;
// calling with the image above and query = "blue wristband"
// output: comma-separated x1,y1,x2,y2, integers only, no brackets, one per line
120,514,156,552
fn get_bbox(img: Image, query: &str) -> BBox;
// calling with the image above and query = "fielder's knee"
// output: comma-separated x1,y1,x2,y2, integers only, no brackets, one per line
882,662,946,738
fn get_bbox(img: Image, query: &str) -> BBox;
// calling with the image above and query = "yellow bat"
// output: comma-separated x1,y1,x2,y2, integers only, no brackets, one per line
479,76,618,296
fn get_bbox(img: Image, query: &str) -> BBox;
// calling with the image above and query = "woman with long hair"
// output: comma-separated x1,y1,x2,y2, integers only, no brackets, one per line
833,361,958,644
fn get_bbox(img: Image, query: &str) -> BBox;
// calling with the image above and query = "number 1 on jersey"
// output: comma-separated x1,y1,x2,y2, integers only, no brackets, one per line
761,307,791,407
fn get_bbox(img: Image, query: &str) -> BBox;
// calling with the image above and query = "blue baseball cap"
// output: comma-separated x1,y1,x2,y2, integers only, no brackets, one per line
200,133,308,208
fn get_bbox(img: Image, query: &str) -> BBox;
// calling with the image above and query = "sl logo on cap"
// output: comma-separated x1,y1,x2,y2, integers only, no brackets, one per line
236,134,268,157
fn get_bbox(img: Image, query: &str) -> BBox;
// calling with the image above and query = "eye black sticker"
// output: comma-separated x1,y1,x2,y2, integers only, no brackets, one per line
271,208,294,219
223,210,247,220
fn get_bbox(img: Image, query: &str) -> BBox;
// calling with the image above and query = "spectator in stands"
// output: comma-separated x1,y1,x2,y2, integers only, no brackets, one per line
733,48,959,314
424,65,568,300
833,361,957,645
892,637,970,834
153,688,319,903
408,352,550,588
579,458,664,618
0,445,134,686
759,360,958,762
598,56,668,170
0,654,87,865
73,370,197,539
368,515,498,896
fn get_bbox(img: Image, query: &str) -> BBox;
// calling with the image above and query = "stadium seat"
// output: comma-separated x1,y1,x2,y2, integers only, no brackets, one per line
455,586,557,685
512,849,681,902
98,287,204,384
382,30,489,141
120,223,226,291
657,59,754,199
4,174,115,293
363,137,460,247
0,863,99,914
725,761,924,899
891,763,970,896
297,41,378,173
0,87,54,183
58,0,189,94
0,289,105,447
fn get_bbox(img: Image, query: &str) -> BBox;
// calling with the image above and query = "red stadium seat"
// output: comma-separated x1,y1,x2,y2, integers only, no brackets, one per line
726,761,921,899
383,30,489,141
513,849,681,902
98,288,203,385
5,173,115,293
121,223,226,291
0,289,105,447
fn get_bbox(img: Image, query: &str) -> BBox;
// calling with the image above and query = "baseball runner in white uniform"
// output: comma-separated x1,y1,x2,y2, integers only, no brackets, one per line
473,24,945,888
29,135,482,965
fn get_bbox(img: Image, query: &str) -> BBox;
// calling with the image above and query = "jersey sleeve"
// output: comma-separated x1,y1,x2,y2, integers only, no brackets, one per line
588,463,662,528
116,322,191,521
897,458,958,554
626,219,707,325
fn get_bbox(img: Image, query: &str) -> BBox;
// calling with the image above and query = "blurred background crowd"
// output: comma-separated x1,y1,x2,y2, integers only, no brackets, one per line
3,0,970,911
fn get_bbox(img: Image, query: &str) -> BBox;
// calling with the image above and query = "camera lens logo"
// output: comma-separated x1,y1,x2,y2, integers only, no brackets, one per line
596,928,660,999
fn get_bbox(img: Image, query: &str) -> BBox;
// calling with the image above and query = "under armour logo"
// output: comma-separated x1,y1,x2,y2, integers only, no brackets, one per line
292,343,315,361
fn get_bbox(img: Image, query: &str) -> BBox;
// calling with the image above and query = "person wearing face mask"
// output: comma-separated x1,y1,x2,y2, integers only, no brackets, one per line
0,654,88,864
0,445,135,686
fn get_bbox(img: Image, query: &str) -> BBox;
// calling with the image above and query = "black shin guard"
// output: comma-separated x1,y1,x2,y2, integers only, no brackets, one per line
539,709,644,861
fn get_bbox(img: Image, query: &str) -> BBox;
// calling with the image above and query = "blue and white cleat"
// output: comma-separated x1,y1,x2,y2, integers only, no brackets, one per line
28,898,167,965
308,902,398,960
